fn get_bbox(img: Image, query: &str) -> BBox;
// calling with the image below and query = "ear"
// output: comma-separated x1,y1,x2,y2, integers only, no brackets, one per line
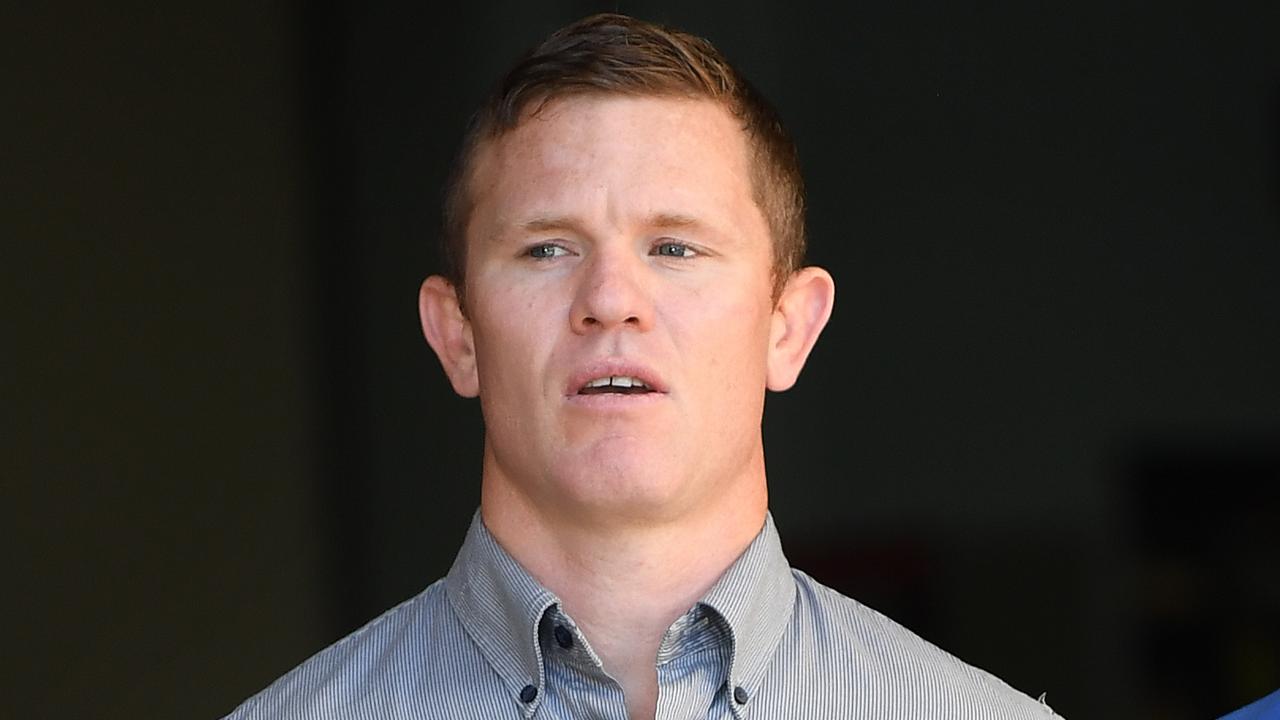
766,266,836,392
419,275,479,398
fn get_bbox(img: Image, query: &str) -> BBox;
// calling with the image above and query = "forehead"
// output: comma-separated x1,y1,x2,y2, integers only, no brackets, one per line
464,94,764,243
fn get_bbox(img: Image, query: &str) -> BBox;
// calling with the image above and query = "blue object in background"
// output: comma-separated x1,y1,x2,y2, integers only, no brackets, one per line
1221,690,1280,720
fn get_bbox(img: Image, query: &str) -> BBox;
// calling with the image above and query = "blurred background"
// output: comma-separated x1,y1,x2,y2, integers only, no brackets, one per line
7,1,1279,718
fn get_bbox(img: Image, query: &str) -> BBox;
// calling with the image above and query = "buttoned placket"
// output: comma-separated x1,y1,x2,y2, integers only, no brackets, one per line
535,607,630,719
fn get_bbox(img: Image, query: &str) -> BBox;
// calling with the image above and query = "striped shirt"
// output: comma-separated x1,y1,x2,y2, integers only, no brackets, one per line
224,512,1062,719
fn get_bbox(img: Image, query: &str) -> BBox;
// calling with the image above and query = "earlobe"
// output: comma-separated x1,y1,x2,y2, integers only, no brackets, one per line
419,276,480,398
766,266,836,392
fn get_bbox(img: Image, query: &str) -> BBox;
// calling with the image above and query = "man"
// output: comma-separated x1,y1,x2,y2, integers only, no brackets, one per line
226,13,1061,719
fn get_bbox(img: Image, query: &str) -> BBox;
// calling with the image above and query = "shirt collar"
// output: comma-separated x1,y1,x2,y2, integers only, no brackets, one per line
445,511,558,713
444,510,795,711
697,512,797,703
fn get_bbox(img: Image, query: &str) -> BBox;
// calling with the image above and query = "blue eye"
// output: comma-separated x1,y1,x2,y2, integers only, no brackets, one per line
527,244,567,259
654,242,695,258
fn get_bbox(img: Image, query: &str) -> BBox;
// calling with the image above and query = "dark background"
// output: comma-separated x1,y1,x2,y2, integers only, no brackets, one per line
8,2,1279,718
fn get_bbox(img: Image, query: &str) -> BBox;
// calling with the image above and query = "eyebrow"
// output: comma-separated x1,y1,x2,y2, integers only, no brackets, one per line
648,213,702,231
517,212,705,235
519,216,579,235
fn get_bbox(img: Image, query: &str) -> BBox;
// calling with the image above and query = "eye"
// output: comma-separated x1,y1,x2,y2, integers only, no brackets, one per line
526,243,569,259
652,241,697,258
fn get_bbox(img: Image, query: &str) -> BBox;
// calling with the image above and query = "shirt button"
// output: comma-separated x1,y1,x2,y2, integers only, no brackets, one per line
554,625,574,650
520,685,538,703
733,685,750,705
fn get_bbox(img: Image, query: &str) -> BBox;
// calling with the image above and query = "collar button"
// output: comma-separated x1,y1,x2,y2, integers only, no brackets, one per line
554,624,574,650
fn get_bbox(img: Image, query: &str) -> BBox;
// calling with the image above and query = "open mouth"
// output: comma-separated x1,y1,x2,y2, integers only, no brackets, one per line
577,375,655,395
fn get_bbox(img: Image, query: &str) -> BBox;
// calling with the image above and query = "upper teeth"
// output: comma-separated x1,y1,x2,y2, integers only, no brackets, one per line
585,376,648,389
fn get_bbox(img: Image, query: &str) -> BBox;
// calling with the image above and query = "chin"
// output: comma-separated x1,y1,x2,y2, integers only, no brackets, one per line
551,456,696,523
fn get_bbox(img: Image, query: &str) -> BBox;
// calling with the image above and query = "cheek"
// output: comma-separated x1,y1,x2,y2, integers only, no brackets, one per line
672,279,774,394
470,288,554,395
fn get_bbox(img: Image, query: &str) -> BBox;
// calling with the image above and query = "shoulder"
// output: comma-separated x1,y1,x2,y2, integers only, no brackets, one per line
221,580,503,720
761,569,1063,719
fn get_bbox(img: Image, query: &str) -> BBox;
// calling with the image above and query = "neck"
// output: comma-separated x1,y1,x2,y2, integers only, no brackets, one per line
480,454,768,720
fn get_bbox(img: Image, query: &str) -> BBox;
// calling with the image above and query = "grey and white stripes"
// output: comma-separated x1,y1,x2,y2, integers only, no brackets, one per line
224,513,1062,719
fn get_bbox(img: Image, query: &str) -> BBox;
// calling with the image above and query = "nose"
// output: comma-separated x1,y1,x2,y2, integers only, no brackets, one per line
569,247,654,334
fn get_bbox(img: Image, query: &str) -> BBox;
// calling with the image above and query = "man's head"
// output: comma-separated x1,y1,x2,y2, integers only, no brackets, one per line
441,13,806,305
419,14,834,530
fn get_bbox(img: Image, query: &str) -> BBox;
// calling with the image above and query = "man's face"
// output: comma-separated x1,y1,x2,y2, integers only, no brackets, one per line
457,95,780,525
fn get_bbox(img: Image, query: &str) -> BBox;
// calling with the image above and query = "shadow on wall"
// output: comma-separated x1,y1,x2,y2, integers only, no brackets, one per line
1122,439,1280,719
786,436,1280,720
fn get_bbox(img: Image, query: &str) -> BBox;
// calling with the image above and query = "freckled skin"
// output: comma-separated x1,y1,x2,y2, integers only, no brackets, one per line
461,95,779,528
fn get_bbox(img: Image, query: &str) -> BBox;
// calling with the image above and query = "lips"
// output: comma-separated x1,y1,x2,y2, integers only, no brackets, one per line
580,375,652,394
566,361,667,397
